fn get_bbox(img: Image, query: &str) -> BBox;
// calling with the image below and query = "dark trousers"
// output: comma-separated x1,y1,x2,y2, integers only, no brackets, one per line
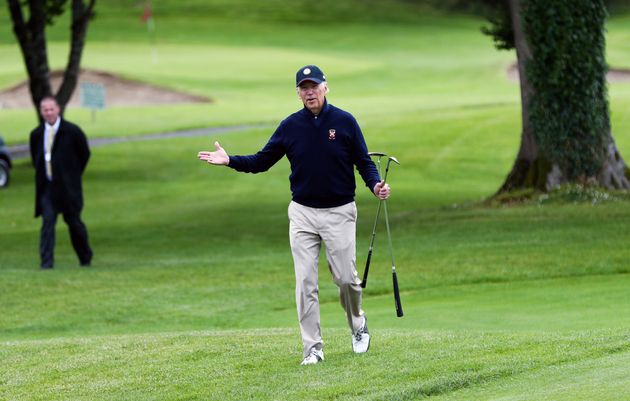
40,185,92,268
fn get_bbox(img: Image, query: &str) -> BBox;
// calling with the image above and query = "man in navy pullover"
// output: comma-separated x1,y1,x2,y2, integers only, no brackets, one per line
198,65,390,365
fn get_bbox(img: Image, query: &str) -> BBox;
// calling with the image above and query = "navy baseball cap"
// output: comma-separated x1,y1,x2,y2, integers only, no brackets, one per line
296,65,326,86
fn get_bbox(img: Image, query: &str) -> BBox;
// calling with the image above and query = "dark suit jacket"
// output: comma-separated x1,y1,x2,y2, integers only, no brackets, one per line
30,119,90,217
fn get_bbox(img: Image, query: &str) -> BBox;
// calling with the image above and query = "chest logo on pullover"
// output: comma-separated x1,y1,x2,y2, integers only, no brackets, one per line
328,129,336,140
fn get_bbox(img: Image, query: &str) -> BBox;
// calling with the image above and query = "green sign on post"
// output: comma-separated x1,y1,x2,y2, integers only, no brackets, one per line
80,82,106,122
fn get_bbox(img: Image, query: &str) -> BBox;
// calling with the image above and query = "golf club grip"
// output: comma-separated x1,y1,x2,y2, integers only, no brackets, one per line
392,270,404,317
361,250,372,288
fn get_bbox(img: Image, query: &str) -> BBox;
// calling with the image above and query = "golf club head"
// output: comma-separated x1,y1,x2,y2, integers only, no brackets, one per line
383,156,400,180
368,152,386,176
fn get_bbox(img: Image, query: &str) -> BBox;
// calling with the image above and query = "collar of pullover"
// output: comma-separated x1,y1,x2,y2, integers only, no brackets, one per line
302,99,329,119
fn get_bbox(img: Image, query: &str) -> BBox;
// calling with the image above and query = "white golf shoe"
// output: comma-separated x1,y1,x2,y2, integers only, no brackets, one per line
300,349,324,365
352,315,370,353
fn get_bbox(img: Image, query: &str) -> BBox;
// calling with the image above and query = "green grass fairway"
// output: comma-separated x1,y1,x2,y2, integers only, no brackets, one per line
2,329,629,400
1,2,630,400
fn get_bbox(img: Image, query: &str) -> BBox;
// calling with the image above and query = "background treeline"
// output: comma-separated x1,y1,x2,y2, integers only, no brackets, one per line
418,0,630,15
103,0,629,25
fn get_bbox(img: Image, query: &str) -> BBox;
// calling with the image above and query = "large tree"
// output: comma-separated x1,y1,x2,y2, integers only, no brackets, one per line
8,0,96,120
482,0,629,192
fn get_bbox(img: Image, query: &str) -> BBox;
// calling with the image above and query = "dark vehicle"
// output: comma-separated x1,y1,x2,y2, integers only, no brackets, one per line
0,136,12,188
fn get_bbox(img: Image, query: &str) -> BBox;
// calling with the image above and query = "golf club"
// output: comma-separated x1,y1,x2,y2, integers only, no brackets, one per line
382,156,404,317
361,152,387,288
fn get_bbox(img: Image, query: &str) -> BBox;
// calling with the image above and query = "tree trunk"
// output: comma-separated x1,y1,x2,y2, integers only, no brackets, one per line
7,0,96,121
597,138,630,189
498,0,630,193
498,0,551,192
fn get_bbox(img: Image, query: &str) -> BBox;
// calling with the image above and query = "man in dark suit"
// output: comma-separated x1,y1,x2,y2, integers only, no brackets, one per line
30,96,93,269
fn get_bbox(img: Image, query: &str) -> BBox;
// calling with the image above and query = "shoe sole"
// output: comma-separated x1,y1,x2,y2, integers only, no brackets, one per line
301,358,323,366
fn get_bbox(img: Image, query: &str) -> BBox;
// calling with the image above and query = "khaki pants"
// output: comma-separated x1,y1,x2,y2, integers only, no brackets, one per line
288,201,365,357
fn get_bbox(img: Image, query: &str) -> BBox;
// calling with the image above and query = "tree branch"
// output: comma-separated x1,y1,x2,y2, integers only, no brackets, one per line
56,0,96,112
9,0,53,119
7,0,29,60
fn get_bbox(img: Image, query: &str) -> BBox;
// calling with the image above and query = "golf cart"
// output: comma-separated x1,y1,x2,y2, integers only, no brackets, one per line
0,135,12,188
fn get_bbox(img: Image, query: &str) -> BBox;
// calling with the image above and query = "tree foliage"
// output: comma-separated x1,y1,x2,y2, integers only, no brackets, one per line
43,0,68,24
479,0,629,51
479,0,514,50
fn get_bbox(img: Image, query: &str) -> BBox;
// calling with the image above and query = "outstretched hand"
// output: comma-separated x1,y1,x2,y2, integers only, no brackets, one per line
373,181,390,200
198,141,229,165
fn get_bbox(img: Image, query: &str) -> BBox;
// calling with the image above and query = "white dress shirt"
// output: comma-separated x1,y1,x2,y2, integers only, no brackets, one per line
44,117,61,180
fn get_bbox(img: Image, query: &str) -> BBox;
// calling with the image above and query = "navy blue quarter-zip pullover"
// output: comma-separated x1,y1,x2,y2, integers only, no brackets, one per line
228,101,380,208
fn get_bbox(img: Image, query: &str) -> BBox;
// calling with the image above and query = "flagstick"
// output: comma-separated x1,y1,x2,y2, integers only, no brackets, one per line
148,16,157,64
